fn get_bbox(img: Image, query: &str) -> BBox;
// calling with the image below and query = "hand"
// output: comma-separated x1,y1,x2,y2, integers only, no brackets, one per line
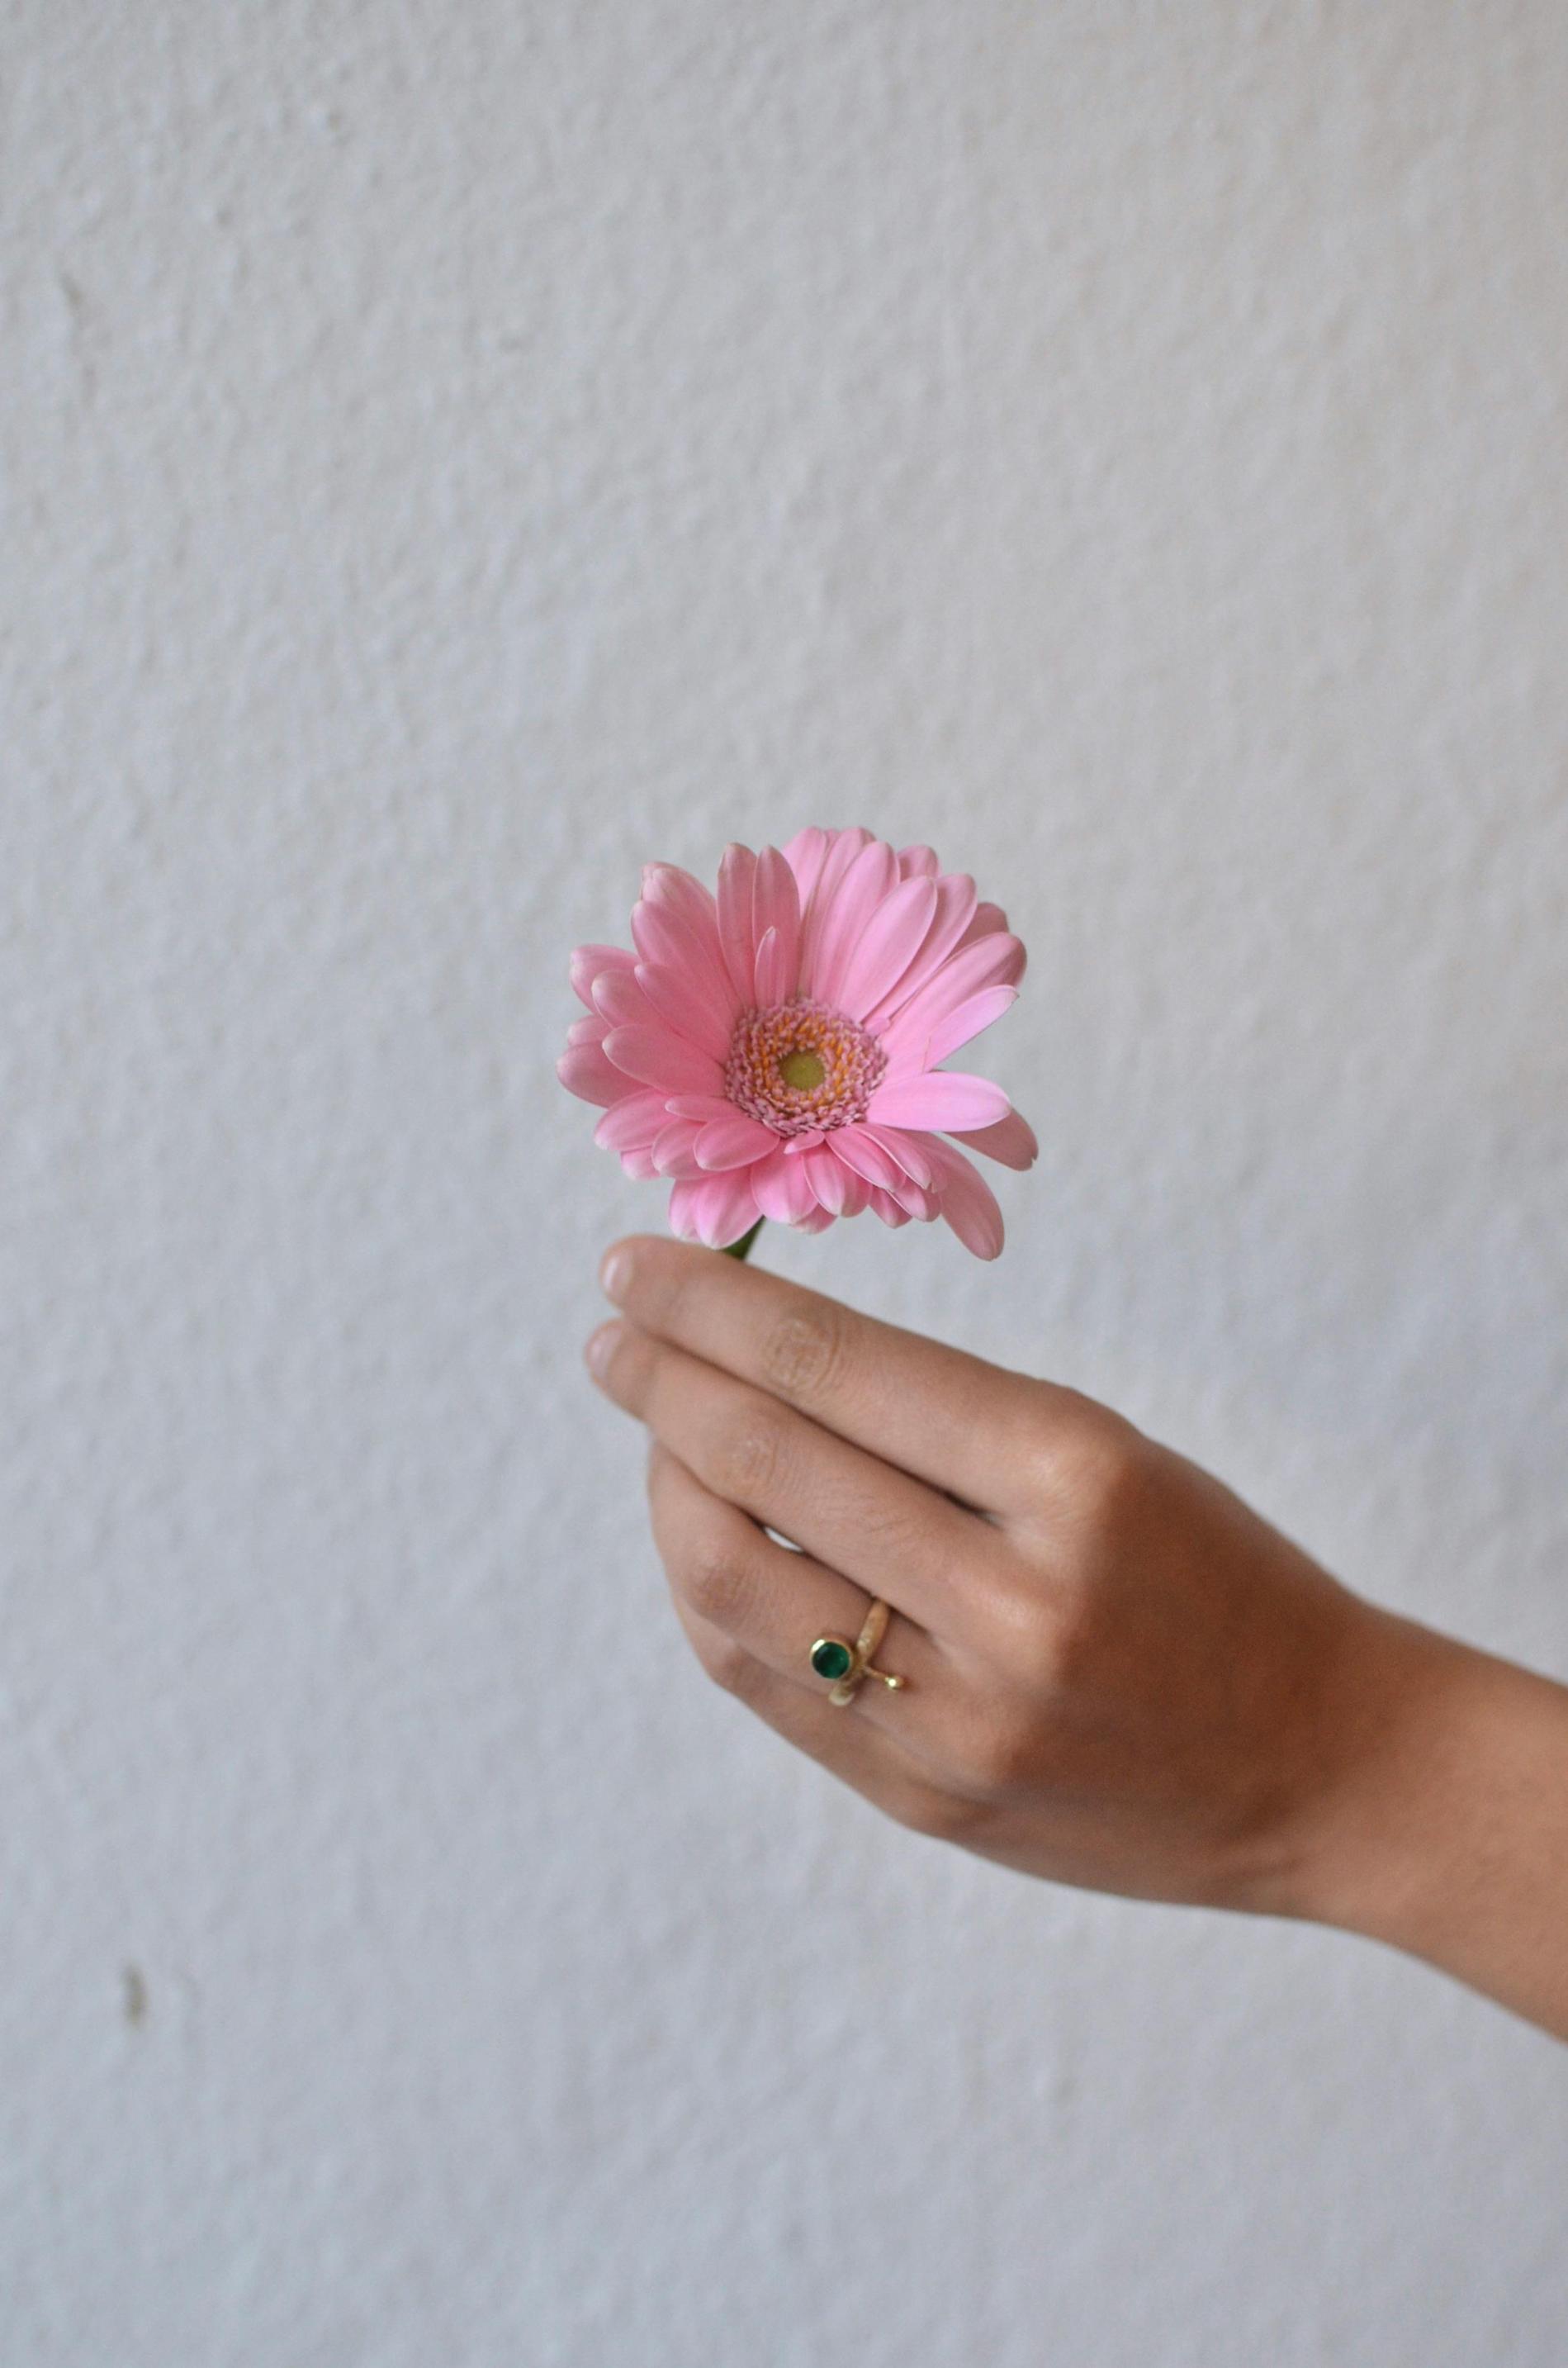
585,1238,1568,2035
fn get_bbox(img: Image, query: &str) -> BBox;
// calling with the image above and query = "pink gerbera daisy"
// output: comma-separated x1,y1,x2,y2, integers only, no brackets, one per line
557,828,1038,1259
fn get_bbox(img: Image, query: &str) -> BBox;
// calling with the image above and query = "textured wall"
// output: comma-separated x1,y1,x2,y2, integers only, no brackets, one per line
4,4,1567,2362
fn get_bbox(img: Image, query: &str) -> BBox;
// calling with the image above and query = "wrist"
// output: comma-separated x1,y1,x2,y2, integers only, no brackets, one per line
1279,1600,1568,2034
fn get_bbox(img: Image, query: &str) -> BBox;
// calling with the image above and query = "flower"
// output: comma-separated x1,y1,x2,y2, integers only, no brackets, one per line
557,828,1038,1258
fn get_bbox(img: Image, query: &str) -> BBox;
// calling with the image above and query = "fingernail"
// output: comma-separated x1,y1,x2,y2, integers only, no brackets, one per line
599,1246,632,1304
585,1320,621,1378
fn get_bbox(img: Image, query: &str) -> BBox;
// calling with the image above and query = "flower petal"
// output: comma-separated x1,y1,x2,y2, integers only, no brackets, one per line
557,1042,636,1108
859,1123,934,1188
621,1145,660,1179
806,838,900,1008
590,966,658,1027
835,875,938,1023
795,828,872,996
571,943,637,1008
751,847,801,1000
750,1144,818,1222
664,1093,741,1123
923,1136,1005,1260
822,1125,902,1190
794,1205,837,1234
631,898,739,1025
865,1072,1011,1131
920,985,1018,1068
694,1113,779,1170
601,1026,724,1096
651,1118,707,1177
716,842,760,1007
867,1186,912,1228
897,844,940,878
948,1109,1040,1170
878,934,1026,1066
861,874,978,1032
593,1090,672,1151
780,825,831,912
641,862,722,958
806,1144,870,1217
669,1168,762,1249
752,925,790,1008
634,960,732,1060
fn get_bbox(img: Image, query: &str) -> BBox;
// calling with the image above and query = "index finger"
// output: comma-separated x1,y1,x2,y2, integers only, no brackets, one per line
598,1235,1059,1516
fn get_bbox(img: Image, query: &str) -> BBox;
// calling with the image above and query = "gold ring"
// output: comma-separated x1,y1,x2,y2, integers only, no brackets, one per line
808,1597,907,1706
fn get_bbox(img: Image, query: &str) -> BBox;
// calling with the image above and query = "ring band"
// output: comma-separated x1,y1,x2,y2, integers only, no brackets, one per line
809,1598,907,1706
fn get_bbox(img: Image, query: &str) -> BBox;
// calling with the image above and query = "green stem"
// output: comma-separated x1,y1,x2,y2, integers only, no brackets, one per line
722,1217,766,1262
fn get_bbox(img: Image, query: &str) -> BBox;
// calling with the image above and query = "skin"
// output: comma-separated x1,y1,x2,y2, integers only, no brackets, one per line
585,1236,1568,2042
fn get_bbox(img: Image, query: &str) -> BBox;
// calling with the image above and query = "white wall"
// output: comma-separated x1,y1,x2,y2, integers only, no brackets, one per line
5,4,1567,2361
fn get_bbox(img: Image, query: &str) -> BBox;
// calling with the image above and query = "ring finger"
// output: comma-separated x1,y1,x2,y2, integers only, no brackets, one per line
647,1441,954,1761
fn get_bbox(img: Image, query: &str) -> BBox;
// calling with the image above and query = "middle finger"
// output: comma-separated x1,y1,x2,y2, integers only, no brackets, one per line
589,1318,1007,1642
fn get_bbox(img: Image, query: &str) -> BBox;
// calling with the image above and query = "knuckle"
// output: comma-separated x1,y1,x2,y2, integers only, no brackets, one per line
760,1300,852,1403
951,1705,1040,1801
1020,1394,1145,1526
680,1542,757,1631
716,1399,790,1497
890,1784,989,1844
702,1635,764,1703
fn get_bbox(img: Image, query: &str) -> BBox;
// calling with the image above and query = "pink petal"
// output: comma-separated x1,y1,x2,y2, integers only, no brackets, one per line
805,838,900,1008
557,1042,635,1108
806,1144,869,1217
949,1109,1040,1171
651,1118,706,1177
780,826,831,912
881,1170,940,1220
921,985,1018,1068
822,1125,902,1191
716,843,760,1008
631,898,739,1025
897,844,940,878
641,863,722,958
601,1026,724,1096
878,934,1026,1066
634,960,732,1060
621,1146,660,1179
669,1168,762,1249
751,847,801,1000
867,1186,912,1228
835,875,938,1023
590,967,657,1027
694,1113,779,1170
753,925,790,1007
594,1091,672,1151
859,1123,934,1187
861,874,978,1032
865,1072,1011,1131
923,1137,1005,1260
750,1145,818,1223
664,1093,741,1123
793,1206,837,1234
956,899,1015,954
795,828,872,996
571,943,637,1008
566,1013,608,1047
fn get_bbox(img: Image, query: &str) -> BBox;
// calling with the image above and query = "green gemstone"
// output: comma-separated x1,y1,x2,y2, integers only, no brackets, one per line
810,1639,855,1682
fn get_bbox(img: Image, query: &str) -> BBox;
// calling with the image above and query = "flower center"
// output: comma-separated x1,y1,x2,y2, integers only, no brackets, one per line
724,998,887,1136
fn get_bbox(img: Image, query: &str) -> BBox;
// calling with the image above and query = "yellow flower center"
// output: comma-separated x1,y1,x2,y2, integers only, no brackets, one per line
724,999,887,1137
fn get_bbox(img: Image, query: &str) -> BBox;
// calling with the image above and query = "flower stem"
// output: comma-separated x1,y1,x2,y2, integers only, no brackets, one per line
722,1217,765,1263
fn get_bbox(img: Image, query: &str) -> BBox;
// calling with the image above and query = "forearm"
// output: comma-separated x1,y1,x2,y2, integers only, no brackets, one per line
1295,1604,1568,2040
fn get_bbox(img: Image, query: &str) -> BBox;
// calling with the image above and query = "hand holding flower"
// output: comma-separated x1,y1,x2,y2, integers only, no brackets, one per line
586,1237,1568,2041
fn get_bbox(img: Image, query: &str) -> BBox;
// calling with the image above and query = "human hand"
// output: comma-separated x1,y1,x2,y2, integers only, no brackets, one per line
584,1238,1568,2033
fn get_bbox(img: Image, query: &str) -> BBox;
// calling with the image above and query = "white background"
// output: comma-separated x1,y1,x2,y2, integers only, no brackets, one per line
4,5,1566,2362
